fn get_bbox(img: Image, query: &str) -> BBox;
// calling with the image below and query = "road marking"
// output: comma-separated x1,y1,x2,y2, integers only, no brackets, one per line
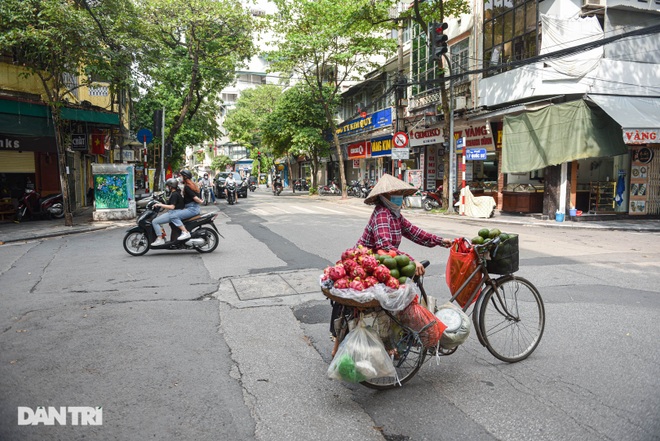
308,205,344,214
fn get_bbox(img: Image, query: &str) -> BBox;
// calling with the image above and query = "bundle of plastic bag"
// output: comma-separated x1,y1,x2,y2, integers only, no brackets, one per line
398,296,447,348
327,320,397,383
435,302,471,349
320,275,419,312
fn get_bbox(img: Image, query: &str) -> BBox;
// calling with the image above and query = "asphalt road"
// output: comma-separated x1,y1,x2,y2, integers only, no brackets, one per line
1,190,659,441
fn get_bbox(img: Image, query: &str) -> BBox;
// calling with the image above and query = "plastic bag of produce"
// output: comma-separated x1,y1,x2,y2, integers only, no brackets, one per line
398,296,447,348
435,302,471,349
446,238,482,307
327,319,397,383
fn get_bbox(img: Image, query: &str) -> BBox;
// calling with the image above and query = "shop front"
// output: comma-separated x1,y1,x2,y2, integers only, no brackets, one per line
408,124,444,191
502,99,629,216
453,122,498,205
335,108,394,183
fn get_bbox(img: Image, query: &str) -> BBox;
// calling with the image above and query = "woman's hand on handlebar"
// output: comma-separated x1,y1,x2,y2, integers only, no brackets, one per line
414,261,426,276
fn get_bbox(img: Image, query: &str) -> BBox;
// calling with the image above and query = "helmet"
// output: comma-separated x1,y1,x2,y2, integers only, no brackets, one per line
166,178,179,189
203,173,208,178
180,169,193,180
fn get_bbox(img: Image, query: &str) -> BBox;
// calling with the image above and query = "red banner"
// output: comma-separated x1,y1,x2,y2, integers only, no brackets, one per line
91,130,105,155
347,141,369,159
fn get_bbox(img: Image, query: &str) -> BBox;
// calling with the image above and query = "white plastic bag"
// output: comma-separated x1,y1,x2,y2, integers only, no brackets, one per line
320,275,419,312
327,319,397,383
435,302,471,349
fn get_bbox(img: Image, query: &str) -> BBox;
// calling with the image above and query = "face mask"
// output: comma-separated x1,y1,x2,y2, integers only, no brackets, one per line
390,195,403,207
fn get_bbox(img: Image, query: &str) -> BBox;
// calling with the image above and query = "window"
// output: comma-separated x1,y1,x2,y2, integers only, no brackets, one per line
451,39,470,84
483,0,538,77
410,23,444,97
222,93,238,104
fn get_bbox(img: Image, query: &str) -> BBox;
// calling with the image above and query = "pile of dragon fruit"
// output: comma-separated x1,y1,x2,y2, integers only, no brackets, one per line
321,245,402,291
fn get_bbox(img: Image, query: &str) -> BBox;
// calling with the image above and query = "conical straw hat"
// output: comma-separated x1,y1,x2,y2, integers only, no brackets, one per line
364,174,418,205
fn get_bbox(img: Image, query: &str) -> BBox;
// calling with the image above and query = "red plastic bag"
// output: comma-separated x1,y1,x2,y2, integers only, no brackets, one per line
446,238,482,307
398,296,447,348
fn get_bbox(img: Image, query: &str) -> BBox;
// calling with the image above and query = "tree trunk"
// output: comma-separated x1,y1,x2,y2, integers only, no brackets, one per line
51,108,73,226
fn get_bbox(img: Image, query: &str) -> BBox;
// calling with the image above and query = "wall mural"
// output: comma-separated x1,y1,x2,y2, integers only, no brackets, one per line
94,174,129,209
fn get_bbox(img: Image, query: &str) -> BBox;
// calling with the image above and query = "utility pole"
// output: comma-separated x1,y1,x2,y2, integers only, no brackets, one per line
396,14,405,179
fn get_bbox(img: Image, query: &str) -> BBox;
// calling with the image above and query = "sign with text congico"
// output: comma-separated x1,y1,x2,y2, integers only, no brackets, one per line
336,108,393,138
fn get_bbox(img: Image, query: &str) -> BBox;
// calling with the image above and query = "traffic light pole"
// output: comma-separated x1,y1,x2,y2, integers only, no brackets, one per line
443,53,456,213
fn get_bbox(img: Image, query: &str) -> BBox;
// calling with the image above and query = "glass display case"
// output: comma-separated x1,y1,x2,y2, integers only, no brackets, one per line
502,183,544,213
589,181,616,213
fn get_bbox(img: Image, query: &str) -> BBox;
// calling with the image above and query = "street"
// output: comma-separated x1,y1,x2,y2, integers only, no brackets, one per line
1,190,659,441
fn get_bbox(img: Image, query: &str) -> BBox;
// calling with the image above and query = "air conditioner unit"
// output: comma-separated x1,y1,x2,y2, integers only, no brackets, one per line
582,0,605,8
454,96,467,110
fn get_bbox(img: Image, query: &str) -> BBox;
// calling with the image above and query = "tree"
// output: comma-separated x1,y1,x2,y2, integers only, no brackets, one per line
224,85,282,151
267,0,397,199
0,0,139,225
262,83,334,190
136,0,255,187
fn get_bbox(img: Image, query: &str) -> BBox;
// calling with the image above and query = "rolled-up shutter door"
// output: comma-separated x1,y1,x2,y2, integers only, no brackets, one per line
0,151,36,173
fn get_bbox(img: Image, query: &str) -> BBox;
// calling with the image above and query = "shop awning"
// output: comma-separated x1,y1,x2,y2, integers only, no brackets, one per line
502,100,628,173
587,94,660,145
0,98,120,126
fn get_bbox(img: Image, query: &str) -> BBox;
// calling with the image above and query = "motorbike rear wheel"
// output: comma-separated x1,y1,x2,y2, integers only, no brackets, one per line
194,227,219,253
50,202,65,219
422,198,435,211
123,231,150,256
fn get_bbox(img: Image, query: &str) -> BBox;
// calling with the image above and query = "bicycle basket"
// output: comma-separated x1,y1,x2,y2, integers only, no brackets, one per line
486,234,519,274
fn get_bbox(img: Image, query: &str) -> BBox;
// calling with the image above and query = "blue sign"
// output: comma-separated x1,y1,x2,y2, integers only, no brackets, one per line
466,148,487,160
336,108,393,138
370,135,392,157
136,128,153,144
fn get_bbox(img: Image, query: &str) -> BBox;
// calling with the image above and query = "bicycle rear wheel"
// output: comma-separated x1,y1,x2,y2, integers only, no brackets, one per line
478,275,545,363
361,321,426,390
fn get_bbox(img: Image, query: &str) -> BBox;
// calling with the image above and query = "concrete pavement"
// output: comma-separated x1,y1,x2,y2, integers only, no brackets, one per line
1,190,659,244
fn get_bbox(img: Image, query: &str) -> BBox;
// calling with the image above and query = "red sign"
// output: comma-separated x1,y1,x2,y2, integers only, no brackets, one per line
347,141,369,159
393,131,409,148
624,130,659,145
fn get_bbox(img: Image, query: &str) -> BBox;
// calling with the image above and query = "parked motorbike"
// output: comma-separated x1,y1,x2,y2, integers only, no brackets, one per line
123,199,221,256
347,180,362,197
294,178,309,192
273,177,283,196
226,181,237,205
360,179,373,199
422,186,443,211
15,187,64,222
136,191,165,213
200,184,212,206
320,180,340,195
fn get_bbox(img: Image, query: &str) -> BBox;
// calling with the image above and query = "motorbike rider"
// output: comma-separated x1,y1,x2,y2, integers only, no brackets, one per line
151,178,186,246
273,174,283,192
163,170,203,242
225,172,237,202
199,173,216,204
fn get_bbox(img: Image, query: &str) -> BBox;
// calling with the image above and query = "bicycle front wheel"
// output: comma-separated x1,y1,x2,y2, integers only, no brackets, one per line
478,275,545,363
361,322,426,390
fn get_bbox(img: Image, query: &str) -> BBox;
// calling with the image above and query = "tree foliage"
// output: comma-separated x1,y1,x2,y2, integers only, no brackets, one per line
262,83,334,188
223,85,283,152
267,0,397,198
134,0,256,183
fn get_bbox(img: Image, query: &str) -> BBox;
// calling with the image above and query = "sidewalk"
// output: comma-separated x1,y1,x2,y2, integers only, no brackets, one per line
1,191,659,244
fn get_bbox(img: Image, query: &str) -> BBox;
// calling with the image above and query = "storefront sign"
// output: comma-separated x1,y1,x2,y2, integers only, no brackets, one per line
71,133,88,151
426,145,437,184
347,140,369,159
634,147,654,163
409,126,443,147
370,135,392,157
454,124,495,152
113,149,135,162
353,159,360,168
0,133,56,152
336,108,392,138
624,130,658,145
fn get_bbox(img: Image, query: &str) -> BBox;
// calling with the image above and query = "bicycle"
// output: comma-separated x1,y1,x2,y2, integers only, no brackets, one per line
325,237,545,390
